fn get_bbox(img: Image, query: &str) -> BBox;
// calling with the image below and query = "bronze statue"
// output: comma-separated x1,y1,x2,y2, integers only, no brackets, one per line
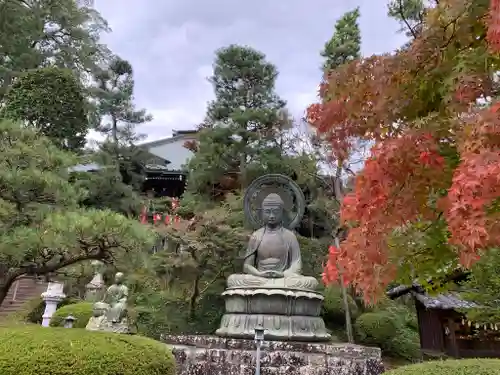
216,174,330,342
227,193,318,290
86,272,129,333
101,272,128,323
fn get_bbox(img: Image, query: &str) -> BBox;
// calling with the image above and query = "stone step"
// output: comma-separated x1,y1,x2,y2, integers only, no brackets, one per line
0,277,48,317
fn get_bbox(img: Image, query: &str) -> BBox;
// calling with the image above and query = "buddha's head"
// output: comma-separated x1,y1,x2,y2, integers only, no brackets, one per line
261,193,284,228
114,272,124,284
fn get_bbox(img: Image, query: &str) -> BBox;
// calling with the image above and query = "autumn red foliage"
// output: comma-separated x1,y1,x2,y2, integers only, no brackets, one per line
310,0,500,301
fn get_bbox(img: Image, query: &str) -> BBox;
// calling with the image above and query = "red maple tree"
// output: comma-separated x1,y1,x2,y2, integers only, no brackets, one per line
308,0,500,301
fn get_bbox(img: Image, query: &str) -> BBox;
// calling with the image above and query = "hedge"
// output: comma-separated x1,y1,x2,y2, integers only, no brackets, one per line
384,359,500,375
49,302,93,328
355,311,400,344
0,325,176,375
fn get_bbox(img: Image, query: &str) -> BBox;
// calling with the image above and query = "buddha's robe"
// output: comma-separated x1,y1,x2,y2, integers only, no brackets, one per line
227,226,318,291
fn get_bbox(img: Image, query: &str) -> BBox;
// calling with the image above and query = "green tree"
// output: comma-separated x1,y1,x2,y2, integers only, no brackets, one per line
157,194,248,321
185,44,293,199
2,67,89,152
317,7,363,343
152,45,325,335
0,119,155,306
0,0,110,99
91,57,152,192
387,0,425,39
74,149,144,217
321,7,361,72
461,248,500,325
77,57,153,215
92,57,151,146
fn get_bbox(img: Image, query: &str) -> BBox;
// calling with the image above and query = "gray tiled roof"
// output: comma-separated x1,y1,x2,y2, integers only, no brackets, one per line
387,283,478,310
411,291,477,310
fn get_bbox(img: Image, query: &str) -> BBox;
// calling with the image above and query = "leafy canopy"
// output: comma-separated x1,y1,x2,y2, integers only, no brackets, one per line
309,0,500,301
2,67,89,152
0,0,110,99
185,44,295,198
0,120,155,305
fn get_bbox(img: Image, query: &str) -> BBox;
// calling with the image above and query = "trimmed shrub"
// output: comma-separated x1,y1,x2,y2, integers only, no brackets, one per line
49,302,93,328
355,311,400,345
385,328,421,360
384,359,500,375
0,325,175,375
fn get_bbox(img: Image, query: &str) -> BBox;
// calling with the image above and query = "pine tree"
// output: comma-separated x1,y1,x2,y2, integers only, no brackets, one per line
321,8,361,72
81,57,153,215
184,45,293,201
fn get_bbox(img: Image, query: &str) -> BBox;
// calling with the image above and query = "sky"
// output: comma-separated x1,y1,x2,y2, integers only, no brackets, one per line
91,0,407,142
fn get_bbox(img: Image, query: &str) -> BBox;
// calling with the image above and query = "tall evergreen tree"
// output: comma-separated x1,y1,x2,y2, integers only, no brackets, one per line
80,57,152,215
93,57,151,147
185,44,293,201
321,8,361,72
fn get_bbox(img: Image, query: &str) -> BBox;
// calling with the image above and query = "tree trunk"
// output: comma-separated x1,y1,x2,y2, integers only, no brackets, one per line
0,272,22,307
333,158,354,343
188,276,200,320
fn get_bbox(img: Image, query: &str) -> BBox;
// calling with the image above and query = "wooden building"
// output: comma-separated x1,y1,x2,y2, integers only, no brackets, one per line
388,284,500,359
72,129,198,198
138,130,197,197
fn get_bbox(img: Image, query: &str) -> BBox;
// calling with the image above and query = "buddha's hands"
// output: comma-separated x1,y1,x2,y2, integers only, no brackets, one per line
262,270,284,278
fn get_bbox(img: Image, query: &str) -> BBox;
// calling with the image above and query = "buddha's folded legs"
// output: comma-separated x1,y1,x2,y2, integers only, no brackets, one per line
227,274,268,288
227,274,318,290
284,275,319,290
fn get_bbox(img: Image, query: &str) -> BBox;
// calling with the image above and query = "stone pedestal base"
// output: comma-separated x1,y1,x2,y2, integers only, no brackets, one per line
162,335,384,375
216,287,330,342
85,316,129,333
216,314,330,342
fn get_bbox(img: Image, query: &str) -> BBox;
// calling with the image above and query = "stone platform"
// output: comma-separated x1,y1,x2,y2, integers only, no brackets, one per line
216,287,331,342
162,335,384,375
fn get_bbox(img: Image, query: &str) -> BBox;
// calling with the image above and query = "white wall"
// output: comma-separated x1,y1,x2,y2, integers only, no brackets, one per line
146,137,195,170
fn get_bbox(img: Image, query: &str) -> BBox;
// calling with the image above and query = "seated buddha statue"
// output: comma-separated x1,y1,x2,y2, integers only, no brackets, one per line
227,193,318,291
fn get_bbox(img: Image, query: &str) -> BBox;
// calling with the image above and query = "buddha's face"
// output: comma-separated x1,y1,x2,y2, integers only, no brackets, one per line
262,203,283,227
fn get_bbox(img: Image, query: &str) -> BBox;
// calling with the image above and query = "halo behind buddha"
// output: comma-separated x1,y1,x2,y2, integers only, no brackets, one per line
243,174,305,230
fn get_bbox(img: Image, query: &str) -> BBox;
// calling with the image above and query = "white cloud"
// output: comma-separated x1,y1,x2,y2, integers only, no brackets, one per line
91,0,407,142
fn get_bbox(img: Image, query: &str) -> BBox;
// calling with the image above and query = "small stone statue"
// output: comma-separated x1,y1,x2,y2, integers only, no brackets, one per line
101,272,128,323
85,302,108,331
85,272,129,333
84,260,105,302
227,193,318,291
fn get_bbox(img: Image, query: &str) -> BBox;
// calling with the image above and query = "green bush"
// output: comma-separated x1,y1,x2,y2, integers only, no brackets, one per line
355,311,400,344
384,359,500,375
0,325,176,375
135,291,225,338
385,328,421,360
376,299,418,331
49,302,93,328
